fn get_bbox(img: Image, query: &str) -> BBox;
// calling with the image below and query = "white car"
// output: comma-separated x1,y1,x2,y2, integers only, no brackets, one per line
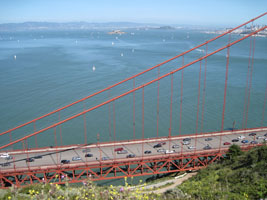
0,153,10,158
187,146,196,150
238,136,245,140
165,150,174,154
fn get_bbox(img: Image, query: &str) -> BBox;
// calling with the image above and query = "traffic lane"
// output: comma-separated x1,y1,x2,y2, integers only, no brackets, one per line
1,131,266,170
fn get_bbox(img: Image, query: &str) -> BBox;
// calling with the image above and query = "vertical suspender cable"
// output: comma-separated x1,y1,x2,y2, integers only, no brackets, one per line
34,122,38,148
59,111,63,146
169,74,174,150
179,56,184,136
83,102,87,144
195,60,202,154
108,91,112,142
220,34,231,151
133,79,136,139
142,87,145,158
201,44,208,133
156,67,160,138
261,81,267,127
242,22,253,129
245,35,256,129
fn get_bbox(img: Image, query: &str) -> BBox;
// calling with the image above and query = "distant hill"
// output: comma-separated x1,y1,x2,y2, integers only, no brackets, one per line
0,21,164,31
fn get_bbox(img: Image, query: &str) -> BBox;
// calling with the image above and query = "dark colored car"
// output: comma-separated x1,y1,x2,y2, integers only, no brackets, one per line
241,140,249,144
264,133,267,137
223,142,231,145
82,148,91,153
153,143,162,148
205,138,212,141
203,145,211,150
232,139,239,142
144,150,152,154
34,155,42,159
85,153,93,157
114,147,123,152
0,163,11,167
183,138,191,142
126,154,136,158
26,158,34,162
61,160,70,164
250,141,258,144
249,133,256,136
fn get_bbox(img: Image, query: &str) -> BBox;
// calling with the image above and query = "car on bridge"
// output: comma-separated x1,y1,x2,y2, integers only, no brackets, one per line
5,156,13,160
126,154,136,158
0,163,11,167
61,160,70,164
165,150,174,154
250,141,258,144
203,145,211,150
144,150,152,154
0,153,10,158
85,153,93,157
223,142,231,145
114,147,124,152
183,138,191,142
257,136,265,140
153,143,162,148
205,138,212,141
241,140,249,144
102,157,110,161
117,150,128,154
172,144,179,148
82,148,91,153
157,149,166,153
187,146,196,150
34,155,42,159
160,142,166,145
72,156,81,161
232,139,239,142
264,133,267,137
182,141,190,145
249,133,256,136
26,158,34,162
238,136,245,140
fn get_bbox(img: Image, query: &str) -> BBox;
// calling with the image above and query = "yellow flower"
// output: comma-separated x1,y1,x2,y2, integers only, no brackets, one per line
8,197,11,200
92,194,95,197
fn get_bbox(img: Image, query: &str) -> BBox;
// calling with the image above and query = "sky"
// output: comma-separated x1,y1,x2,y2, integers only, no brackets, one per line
0,0,266,26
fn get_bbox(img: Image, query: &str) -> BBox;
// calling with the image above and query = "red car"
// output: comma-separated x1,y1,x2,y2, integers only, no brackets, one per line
114,147,123,152
223,142,231,145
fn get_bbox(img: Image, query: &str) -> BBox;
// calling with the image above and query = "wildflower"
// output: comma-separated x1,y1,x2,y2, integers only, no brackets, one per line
92,194,95,197
8,197,11,200
120,187,124,192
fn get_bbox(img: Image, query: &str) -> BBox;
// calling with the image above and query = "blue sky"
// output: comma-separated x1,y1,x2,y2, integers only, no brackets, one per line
0,0,266,26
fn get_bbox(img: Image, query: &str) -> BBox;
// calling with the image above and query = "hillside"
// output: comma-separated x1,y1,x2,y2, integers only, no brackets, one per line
177,144,267,200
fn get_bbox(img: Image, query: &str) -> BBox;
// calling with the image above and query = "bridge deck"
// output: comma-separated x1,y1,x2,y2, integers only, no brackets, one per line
0,127,266,173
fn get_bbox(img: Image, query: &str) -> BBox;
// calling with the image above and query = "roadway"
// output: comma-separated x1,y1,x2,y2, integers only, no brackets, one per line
0,127,266,172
